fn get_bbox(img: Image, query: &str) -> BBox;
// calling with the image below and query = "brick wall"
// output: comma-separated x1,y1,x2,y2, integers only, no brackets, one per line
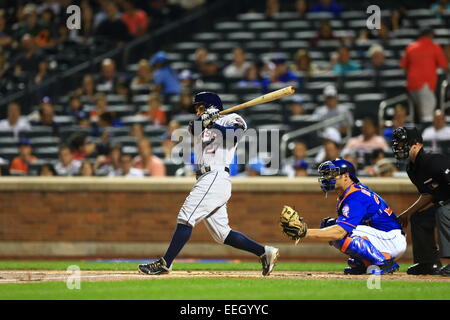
0,178,418,252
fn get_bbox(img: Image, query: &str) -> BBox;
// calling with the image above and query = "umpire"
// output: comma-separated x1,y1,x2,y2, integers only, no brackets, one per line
392,127,450,276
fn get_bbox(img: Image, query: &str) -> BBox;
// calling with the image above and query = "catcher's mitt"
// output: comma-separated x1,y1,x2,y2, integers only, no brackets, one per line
280,205,308,243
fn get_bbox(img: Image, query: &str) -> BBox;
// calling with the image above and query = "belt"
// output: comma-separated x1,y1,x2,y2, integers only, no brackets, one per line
196,166,229,178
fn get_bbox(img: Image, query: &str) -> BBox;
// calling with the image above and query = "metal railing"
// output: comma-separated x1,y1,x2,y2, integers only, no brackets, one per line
280,114,351,163
440,79,450,113
378,93,414,125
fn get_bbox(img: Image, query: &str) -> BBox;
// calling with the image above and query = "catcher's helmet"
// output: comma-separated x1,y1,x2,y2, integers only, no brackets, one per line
189,92,223,113
391,127,423,160
318,159,359,192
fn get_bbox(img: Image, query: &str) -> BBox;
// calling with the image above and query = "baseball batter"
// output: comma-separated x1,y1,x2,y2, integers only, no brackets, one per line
280,159,407,274
138,92,279,276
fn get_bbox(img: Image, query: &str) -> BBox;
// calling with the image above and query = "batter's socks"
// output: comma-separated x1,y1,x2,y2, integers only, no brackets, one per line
224,230,265,256
163,223,193,267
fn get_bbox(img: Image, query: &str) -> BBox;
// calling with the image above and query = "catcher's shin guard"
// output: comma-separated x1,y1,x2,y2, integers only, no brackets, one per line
339,236,386,266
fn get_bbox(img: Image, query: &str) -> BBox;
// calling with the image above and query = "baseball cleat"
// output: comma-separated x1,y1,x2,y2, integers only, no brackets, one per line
138,257,171,275
406,263,441,275
368,258,399,275
344,257,366,275
259,246,279,276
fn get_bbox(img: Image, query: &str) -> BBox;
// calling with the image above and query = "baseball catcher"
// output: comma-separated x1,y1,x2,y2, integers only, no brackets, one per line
280,159,407,275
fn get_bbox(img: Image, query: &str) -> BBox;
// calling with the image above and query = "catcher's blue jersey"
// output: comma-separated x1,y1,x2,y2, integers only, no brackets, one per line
336,183,402,233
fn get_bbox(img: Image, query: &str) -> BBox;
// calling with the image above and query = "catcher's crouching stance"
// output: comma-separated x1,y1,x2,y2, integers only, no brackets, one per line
280,159,407,275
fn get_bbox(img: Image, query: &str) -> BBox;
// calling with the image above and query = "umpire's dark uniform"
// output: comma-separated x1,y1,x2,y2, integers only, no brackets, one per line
407,147,450,275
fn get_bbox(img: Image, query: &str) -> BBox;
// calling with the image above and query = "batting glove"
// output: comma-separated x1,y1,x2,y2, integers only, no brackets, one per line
201,108,220,128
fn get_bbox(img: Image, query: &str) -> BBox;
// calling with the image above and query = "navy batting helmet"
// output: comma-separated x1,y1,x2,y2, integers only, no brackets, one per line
189,92,223,113
318,158,359,192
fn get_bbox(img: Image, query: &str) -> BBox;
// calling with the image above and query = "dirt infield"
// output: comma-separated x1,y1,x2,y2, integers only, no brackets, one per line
0,270,449,284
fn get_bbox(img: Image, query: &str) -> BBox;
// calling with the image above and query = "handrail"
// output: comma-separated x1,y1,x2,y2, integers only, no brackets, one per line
0,0,231,108
378,93,414,125
440,79,449,113
280,114,351,162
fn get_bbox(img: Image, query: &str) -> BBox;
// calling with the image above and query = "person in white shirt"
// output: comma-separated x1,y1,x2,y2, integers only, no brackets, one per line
0,103,31,138
422,109,450,151
223,47,251,79
109,154,145,177
54,146,82,176
311,85,353,136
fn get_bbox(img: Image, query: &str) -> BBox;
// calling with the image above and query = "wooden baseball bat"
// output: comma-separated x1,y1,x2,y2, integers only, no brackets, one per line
219,86,296,115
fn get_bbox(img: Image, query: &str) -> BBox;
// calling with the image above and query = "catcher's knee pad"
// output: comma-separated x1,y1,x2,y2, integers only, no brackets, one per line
339,236,386,265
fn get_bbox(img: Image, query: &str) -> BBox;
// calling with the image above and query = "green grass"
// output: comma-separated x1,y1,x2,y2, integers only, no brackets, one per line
0,261,449,300
1,278,449,300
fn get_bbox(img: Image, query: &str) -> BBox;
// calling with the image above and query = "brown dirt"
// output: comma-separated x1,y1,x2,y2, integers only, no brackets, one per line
0,270,449,284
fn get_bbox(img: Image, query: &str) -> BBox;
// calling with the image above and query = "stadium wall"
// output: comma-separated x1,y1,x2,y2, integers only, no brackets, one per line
0,177,418,259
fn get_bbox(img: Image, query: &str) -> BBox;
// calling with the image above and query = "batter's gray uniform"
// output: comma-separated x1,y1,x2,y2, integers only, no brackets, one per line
178,113,246,243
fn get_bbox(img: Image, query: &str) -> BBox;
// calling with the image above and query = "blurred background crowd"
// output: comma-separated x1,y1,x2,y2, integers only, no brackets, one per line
0,0,449,178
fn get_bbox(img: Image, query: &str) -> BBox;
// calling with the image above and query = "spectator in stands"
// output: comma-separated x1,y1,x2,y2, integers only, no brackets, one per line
79,160,94,177
331,45,360,76
310,20,338,47
121,0,149,37
237,63,269,92
382,103,409,142
371,20,393,45
223,47,251,79
269,57,302,89
13,4,42,41
111,153,145,177
242,158,267,177
422,109,450,151
265,0,280,18
400,28,449,122
76,75,97,104
14,34,43,80
431,0,450,19
150,51,181,99
311,85,353,136
133,138,166,176
176,90,194,114
283,141,309,178
193,47,220,80
289,96,306,117
295,0,308,17
314,127,342,164
9,138,38,176
162,120,181,160
309,0,342,18
0,103,31,139
374,158,397,177
54,145,82,176
292,49,321,76
95,2,130,44
34,59,50,85
0,11,13,49
130,123,145,139
69,132,95,161
96,58,120,93
366,44,396,71
35,98,59,136
94,143,122,176
141,93,167,126
342,118,389,162
130,59,153,92
39,163,56,176
179,69,195,90
90,93,108,123
66,93,88,123
36,8,58,49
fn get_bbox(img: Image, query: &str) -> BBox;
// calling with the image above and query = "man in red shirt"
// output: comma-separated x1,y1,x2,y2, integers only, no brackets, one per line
121,0,149,37
400,28,449,122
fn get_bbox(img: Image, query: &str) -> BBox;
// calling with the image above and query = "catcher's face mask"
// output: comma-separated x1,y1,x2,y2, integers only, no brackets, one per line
318,161,340,193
